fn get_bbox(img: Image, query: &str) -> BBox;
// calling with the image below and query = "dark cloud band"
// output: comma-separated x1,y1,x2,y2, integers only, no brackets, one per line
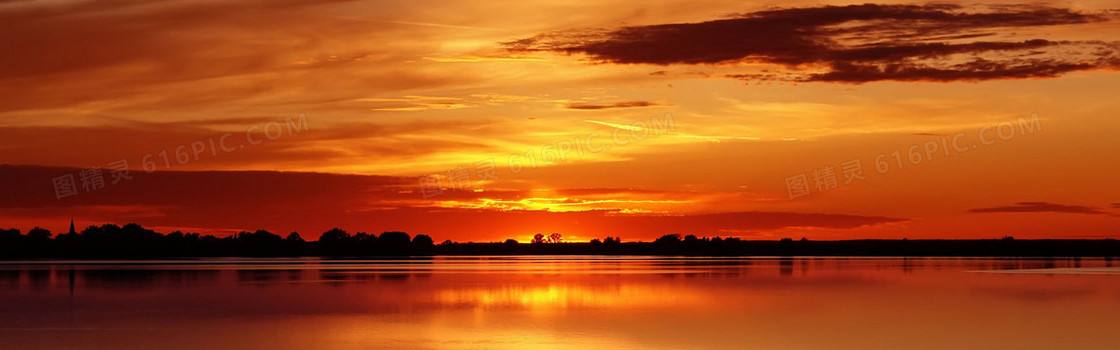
507,4,1119,83
969,202,1107,215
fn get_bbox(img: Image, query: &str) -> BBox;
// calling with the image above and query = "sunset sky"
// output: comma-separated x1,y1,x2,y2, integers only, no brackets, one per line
1,0,1118,242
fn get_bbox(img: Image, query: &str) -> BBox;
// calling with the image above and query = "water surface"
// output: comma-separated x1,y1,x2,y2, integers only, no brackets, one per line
1,257,1117,349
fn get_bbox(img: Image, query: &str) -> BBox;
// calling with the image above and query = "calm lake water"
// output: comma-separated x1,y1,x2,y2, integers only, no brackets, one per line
0,257,1118,349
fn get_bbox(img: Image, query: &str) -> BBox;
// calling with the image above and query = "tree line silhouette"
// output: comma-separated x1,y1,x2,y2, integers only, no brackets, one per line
0,225,1116,258
0,223,433,258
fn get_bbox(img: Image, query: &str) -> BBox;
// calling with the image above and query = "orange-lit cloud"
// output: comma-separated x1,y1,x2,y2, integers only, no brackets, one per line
0,165,903,241
1,0,1118,241
969,202,1109,215
565,101,662,110
507,4,1120,83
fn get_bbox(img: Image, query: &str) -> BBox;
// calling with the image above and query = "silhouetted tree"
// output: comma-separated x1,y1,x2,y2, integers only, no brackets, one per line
654,234,682,244
378,231,411,255
531,233,546,244
503,239,519,253
318,228,351,256
25,227,52,256
286,232,305,243
354,232,377,255
284,232,305,255
412,234,434,255
601,236,621,253
652,234,683,254
234,230,284,256
26,227,51,241
0,228,20,256
548,233,562,243
319,228,350,243
0,228,19,241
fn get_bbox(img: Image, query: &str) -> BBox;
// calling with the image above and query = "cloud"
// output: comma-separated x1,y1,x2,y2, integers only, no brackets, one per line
565,101,660,110
0,0,467,113
0,165,904,240
969,202,1107,215
507,4,1120,83
582,120,649,132
0,118,503,173
363,95,479,111
0,0,361,80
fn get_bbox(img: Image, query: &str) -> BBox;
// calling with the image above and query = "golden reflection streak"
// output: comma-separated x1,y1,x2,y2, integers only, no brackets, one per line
435,283,705,313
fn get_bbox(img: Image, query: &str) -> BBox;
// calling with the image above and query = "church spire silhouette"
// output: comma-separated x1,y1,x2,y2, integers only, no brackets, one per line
69,218,76,235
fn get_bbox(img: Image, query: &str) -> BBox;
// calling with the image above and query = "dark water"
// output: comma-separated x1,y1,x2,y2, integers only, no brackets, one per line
0,257,1117,349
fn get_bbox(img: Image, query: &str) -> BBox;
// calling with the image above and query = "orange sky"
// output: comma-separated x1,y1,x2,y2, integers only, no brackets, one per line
1,0,1118,242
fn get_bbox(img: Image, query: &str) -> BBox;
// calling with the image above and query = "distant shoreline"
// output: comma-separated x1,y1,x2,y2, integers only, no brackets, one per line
429,239,1120,257
3,223,1117,259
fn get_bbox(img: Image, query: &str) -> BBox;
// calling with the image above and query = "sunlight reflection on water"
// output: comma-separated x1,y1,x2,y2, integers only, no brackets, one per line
0,257,1117,349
